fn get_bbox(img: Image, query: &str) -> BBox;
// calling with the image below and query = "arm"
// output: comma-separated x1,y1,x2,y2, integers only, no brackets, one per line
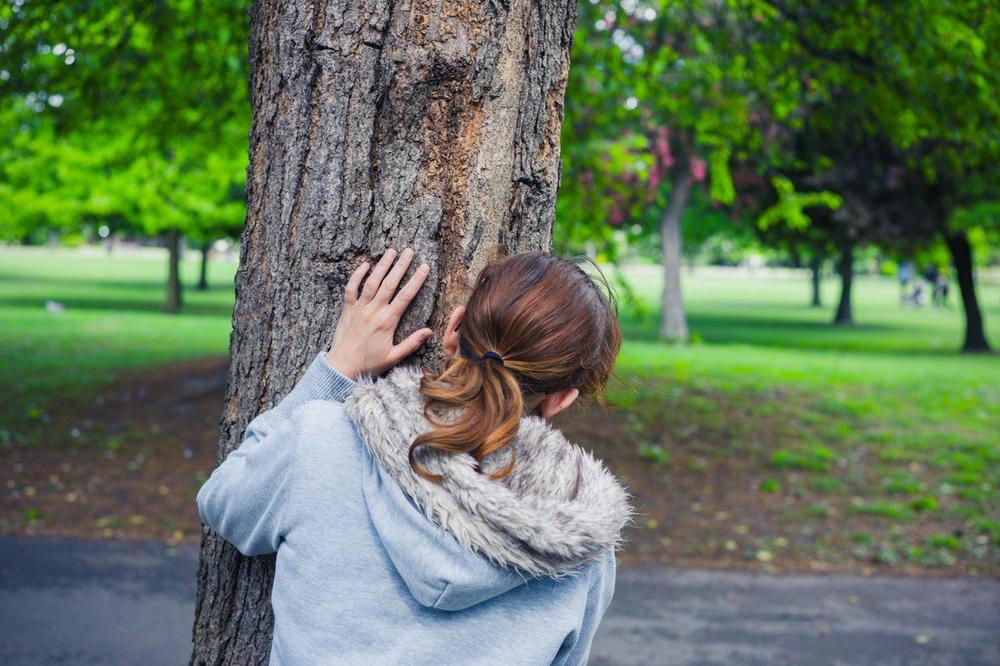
196,247,433,557
195,353,356,556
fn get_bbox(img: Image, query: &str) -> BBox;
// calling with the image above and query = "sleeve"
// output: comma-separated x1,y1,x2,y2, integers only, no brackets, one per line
195,352,357,556
552,547,618,666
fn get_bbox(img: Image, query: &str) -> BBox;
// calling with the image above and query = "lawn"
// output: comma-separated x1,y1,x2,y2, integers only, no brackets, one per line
0,247,235,429
606,265,1000,574
1,247,998,574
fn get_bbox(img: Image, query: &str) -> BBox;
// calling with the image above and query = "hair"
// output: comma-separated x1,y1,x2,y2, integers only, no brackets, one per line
408,251,622,483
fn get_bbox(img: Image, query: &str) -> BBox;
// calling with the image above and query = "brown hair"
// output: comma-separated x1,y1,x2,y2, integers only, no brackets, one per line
408,251,622,483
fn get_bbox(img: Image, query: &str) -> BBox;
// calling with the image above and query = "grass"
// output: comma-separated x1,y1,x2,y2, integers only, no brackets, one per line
609,265,1000,572
1,247,998,571
0,247,235,431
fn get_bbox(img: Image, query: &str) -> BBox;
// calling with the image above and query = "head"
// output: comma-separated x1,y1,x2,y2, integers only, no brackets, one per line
409,251,622,482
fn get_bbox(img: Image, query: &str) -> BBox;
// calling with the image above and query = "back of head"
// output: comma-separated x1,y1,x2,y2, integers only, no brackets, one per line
410,251,622,482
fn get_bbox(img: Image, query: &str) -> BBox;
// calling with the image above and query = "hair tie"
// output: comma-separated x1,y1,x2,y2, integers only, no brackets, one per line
480,350,504,365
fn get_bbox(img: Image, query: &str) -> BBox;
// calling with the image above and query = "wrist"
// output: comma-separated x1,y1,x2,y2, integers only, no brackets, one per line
324,350,360,381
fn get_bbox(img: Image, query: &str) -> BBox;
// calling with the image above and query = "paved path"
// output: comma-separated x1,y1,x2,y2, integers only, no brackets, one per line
0,537,997,665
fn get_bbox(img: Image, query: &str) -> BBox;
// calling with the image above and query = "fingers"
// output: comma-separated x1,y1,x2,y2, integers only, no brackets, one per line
360,248,397,301
344,260,371,304
388,328,433,365
389,260,430,316
375,247,414,303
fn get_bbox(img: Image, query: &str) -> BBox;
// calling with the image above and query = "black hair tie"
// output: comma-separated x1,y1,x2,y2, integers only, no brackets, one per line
481,350,505,365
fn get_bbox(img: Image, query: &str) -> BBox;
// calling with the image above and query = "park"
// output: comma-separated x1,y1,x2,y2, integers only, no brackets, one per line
1,1,999,665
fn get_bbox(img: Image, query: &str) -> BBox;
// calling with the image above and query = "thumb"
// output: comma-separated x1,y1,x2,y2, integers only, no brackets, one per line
389,328,433,364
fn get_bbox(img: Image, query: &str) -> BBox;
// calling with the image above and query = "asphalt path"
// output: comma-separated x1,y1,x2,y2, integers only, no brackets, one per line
0,537,997,665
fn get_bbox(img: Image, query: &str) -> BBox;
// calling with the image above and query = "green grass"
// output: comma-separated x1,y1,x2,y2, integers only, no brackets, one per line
0,247,235,428
609,264,1000,569
2,247,999,568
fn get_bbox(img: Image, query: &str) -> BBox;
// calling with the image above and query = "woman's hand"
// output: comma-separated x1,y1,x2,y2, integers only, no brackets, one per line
325,248,433,380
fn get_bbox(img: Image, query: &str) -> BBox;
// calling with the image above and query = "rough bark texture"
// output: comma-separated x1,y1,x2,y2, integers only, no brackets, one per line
809,255,822,308
165,228,183,313
945,230,991,353
833,243,853,325
190,0,578,663
659,172,693,340
197,240,211,291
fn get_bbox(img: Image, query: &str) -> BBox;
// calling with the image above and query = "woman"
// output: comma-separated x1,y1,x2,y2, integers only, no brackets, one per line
197,248,633,665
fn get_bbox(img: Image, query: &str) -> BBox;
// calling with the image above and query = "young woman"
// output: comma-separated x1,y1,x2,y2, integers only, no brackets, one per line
197,249,633,665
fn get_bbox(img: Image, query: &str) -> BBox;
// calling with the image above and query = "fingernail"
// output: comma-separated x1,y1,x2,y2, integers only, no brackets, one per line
403,247,413,256
419,263,429,273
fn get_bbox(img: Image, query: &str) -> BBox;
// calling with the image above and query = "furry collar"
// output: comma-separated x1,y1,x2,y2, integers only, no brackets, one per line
342,364,634,579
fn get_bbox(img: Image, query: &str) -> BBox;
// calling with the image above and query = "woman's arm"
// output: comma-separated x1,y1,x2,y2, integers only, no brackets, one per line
195,353,357,556
196,247,432,556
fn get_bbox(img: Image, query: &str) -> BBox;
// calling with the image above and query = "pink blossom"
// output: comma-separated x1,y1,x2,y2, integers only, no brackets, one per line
690,157,707,182
655,127,674,167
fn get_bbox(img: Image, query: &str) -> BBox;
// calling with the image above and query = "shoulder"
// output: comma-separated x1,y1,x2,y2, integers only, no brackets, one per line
285,399,359,447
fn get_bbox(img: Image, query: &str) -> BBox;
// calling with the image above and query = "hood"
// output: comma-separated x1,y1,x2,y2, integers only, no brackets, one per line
342,364,633,611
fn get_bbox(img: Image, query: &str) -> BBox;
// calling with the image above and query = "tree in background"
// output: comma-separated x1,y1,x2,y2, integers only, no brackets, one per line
561,0,798,341
0,0,250,312
190,0,580,661
740,0,1000,351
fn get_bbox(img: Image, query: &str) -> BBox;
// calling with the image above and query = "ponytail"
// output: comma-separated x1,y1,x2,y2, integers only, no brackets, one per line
409,252,622,484
409,350,522,482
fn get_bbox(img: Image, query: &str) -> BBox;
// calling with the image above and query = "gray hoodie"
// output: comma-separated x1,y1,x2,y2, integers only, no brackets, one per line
197,352,633,665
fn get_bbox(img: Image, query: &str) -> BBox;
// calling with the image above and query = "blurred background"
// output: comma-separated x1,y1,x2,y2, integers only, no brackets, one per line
1,0,998,591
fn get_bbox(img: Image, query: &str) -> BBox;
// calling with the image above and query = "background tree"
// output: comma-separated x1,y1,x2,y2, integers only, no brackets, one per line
0,0,250,312
190,0,580,662
560,0,795,341
739,0,1000,350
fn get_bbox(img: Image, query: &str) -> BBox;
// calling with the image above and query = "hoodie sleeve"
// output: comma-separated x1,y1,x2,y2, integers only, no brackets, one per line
552,547,617,666
196,352,356,556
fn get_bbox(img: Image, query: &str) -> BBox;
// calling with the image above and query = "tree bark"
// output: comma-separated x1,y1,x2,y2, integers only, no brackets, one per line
809,254,822,308
944,230,991,352
197,240,211,291
165,227,183,314
659,172,694,340
833,242,853,325
190,0,578,663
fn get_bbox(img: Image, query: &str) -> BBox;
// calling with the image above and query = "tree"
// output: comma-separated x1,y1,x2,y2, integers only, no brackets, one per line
0,0,250,312
738,0,1000,350
190,0,579,662
559,0,796,341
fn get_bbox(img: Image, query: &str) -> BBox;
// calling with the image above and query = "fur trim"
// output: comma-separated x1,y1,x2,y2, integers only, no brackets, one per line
342,365,635,579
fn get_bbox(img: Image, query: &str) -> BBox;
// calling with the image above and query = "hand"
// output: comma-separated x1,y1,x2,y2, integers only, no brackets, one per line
325,248,433,380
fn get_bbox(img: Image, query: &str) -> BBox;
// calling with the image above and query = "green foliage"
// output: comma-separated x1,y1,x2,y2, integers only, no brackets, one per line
756,177,842,231
557,0,796,258
0,0,250,242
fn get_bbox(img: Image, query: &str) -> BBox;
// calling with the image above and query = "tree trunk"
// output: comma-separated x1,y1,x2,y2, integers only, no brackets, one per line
945,230,991,353
833,242,853,325
197,240,211,291
809,254,822,308
190,1,578,663
165,228,183,314
659,172,694,340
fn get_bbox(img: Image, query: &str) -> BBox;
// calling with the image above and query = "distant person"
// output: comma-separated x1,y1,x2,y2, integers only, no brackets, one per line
197,250,632,665
898,260,913,305
922,264,939,288
904,281,926,308
933,268,950,308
